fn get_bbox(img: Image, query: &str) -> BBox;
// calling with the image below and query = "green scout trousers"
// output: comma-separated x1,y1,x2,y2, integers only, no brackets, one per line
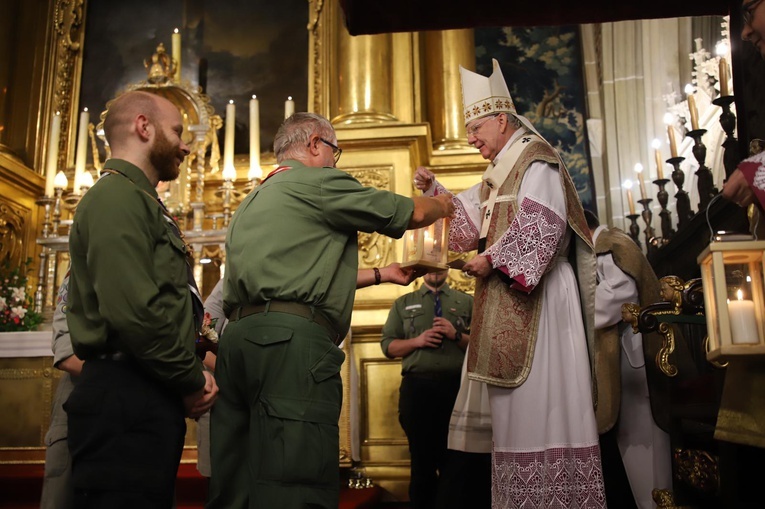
207,310,346,509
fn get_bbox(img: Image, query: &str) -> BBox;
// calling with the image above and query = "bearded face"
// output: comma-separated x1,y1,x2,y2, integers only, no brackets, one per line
150,125,183,182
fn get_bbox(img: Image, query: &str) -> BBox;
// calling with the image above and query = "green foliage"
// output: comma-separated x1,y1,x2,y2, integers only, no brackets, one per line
0,258,43,332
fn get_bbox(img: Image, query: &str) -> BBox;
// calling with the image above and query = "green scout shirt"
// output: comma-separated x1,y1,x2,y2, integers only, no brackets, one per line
67,159,205,396
224,159,415,337
381,284,473,376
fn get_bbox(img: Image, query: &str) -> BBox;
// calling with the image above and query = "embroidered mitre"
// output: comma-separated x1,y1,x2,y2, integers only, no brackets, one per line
459,59,516,124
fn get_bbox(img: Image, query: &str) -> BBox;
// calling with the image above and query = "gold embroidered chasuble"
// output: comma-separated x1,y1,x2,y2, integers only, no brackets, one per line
464,136,596,389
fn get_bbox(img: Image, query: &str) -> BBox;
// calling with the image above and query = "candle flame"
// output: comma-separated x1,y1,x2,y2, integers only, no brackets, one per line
716,41,729,56
83,107,88,112
288,96,293,101
634,163,644,173
623,179,633,190
737,289,744,301
651,138,661,150
663,112,674,125
174,28,180,34
684,83,694,95
229,99,234,104
252,94,257,99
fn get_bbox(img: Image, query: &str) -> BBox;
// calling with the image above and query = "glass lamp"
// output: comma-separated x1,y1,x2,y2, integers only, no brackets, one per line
697,233,765,361
401,218,449,273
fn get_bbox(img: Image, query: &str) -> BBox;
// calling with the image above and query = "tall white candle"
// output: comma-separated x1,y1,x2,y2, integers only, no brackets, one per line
172,28,181,82
249,95,262,180
285,96,295,119
74,108,89,192
223,100,236,174
623,180,636,215
652,138,664,180
44,112,62,197
685,84,699,131
729,290,759,344
634,163,647,200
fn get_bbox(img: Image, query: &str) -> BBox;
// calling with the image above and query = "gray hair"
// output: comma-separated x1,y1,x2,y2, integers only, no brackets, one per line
273,112,336,163
505,113,523,130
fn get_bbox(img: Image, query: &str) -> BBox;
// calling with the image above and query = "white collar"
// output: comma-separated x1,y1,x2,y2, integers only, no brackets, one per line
492,128,527,165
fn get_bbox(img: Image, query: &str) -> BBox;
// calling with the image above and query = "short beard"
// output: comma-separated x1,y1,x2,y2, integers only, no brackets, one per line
151,127,181,182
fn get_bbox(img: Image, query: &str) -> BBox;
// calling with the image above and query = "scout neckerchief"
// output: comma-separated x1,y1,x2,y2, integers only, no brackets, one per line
262,165,291,183
477,132,540,251
100,168,205,334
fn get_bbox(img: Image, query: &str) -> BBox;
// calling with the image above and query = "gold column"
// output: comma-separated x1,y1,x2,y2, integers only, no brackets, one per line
333,27,397,124
424,29,475,150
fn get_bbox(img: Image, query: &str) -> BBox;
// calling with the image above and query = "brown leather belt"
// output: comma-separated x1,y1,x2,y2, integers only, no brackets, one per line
230,301,341,345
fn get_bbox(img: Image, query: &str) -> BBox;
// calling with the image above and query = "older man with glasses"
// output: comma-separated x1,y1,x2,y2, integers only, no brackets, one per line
415,59,603,508
208,111,454,509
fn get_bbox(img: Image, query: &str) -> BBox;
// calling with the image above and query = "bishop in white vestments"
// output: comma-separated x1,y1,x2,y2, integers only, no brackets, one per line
415,59,605,508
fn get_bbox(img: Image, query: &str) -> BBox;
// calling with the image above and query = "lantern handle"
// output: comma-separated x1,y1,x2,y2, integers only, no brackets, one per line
706,193,760,241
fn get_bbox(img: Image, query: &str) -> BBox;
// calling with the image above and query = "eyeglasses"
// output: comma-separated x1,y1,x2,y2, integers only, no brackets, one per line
320,138,342,164
744,0,764,25
466,114,499,136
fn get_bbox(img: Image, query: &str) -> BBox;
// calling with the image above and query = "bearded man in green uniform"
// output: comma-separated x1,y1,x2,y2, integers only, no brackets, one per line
209,112,454,509
65,91,218,508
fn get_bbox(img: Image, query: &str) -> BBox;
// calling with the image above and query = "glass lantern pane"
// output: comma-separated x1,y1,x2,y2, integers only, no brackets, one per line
401,218,449,271
723,261,760,345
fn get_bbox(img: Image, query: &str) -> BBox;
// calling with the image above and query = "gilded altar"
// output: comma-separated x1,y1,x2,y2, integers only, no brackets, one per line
0,0,485,500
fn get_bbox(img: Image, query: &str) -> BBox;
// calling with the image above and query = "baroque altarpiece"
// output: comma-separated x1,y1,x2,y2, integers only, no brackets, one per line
0,0,753,503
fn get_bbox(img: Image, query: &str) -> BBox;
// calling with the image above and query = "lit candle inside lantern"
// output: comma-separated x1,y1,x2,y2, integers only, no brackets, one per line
223,100,235,174
634,163,647,200
248,95,262,181
53,170,68,190
685,84,699,131
74,108,89,193
423,230,435,257
623,180,636,215
652,138,664,179
664,113,678,158
728,289,759,344
284,96,295,119
44,112,61,197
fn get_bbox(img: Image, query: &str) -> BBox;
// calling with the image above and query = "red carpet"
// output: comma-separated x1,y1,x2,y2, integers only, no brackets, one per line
0,463,383,508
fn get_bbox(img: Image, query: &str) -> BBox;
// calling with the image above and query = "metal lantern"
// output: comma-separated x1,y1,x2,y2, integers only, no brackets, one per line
697,234,765,361
401,217,450,273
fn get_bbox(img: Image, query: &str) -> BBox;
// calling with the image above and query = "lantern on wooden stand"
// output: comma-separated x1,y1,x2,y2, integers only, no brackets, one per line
401,218,450,273
698,231,765,361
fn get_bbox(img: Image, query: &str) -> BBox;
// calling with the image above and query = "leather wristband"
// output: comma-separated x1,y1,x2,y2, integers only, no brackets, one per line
373,267,382,285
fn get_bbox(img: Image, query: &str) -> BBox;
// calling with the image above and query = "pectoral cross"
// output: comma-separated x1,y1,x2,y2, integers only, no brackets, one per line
485,209,491,220
522,137,532,143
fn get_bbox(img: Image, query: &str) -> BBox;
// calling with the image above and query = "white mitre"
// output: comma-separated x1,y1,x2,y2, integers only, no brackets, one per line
460,58,548,143
459,58,516,125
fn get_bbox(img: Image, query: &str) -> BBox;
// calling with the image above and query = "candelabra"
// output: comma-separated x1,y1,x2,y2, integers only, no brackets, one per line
33,196,54,315
214,177,246,227
51,187,64,236
712,95,739,179
668,156,693,229
653,177,674,242
637,198,656,255
626,213,642,249
685,128,717,211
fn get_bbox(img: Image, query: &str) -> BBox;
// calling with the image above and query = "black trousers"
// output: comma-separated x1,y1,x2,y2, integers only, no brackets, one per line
64,358,186,509
434,449,492,509
398,374,461,509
